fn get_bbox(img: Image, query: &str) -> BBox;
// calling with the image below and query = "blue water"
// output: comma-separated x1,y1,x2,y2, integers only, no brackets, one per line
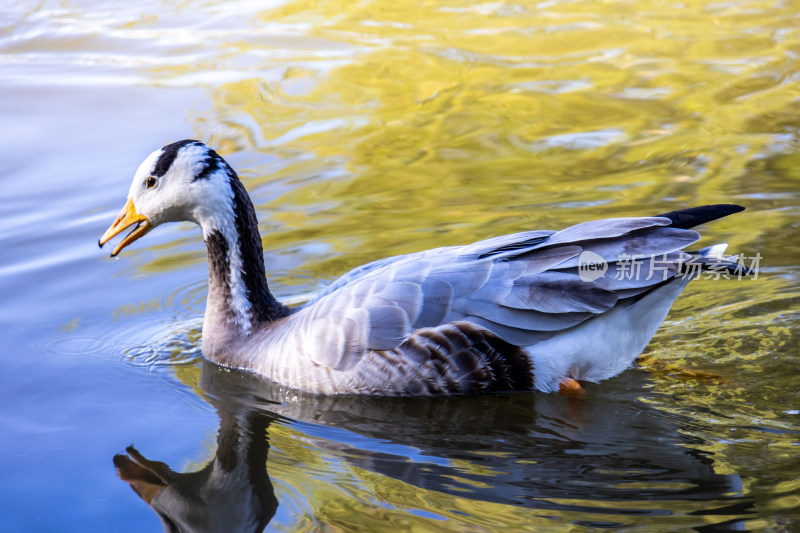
2,1,799,531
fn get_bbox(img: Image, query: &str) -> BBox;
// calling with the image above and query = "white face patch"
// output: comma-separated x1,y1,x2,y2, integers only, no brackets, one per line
128,147,196,226
128,149,162,202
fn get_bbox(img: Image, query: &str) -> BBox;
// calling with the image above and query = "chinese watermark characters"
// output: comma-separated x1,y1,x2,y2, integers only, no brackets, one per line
578,251,761,283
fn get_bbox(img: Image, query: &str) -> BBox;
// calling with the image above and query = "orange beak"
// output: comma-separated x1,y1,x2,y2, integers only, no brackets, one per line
98,197,153,257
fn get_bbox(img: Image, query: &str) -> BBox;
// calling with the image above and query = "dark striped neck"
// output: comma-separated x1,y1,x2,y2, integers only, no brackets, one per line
228,174,289,324
203,165,290,341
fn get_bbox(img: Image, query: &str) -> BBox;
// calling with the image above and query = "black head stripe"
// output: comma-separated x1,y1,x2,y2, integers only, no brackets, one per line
194,147,225,182
152,139,201,177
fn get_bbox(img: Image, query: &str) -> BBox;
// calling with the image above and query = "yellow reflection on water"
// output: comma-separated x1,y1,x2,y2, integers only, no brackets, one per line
188,0,800,260
122,1,799,512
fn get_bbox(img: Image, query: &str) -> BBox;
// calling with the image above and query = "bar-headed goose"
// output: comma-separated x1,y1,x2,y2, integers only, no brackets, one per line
100,140,748,396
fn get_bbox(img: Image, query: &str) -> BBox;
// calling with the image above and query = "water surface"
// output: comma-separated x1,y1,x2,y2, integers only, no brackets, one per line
1,0,798,531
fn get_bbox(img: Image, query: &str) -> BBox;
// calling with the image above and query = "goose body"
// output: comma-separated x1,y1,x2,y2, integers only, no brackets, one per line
100,140,747,396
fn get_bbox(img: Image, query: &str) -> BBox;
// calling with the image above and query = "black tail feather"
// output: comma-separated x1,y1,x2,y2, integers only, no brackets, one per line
655,204,745,229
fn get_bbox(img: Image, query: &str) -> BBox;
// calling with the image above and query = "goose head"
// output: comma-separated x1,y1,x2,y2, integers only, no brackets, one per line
100,140,287,339
99,139,235,256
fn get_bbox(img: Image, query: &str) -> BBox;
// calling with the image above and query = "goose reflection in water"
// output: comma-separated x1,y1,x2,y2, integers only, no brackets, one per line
115,361,752,532
113,375,278,532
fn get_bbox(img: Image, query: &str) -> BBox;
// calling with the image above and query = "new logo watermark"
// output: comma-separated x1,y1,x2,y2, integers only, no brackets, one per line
578,251,608,282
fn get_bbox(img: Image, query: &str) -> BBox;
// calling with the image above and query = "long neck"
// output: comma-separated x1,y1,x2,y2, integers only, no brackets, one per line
201,169,290,352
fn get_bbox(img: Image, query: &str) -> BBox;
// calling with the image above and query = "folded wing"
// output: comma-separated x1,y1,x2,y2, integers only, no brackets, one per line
284,212,718,370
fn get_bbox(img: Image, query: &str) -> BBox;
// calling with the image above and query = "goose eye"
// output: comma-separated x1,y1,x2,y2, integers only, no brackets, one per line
146,177,157,189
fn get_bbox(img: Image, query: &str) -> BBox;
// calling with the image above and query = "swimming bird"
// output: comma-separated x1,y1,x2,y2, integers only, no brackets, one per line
100,140,747,396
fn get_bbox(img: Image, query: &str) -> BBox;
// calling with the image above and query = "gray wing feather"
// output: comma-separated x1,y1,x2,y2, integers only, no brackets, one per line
465,317,561,346
366,305,410,349
300,307,368,370
456,298,593,330
544,216,671,245
501,272,619,313
290,215,702,371
459,230,555,258
411,277,453,327
552,227,699,267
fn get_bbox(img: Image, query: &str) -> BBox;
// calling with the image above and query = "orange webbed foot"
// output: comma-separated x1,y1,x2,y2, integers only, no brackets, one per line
558,377,586,400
